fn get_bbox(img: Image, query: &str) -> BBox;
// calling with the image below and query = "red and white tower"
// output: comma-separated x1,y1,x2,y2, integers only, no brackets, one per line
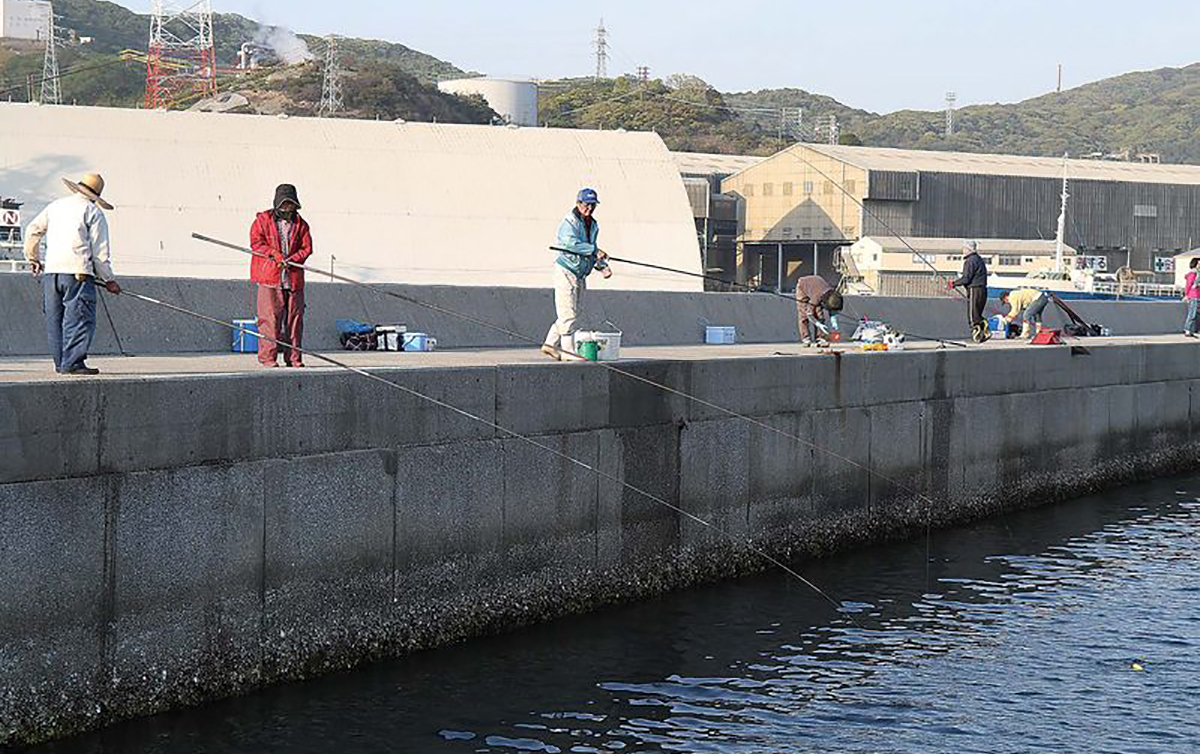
145,0,217,109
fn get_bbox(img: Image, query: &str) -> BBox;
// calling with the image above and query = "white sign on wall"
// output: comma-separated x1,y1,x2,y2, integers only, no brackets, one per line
1154,256,1176,273
0,209,21,227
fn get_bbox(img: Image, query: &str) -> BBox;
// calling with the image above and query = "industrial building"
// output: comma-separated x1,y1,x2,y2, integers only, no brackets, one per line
0,0,50,41
672,151,762,289
721,144,1200,292
1,102,701,290
436,77,539,127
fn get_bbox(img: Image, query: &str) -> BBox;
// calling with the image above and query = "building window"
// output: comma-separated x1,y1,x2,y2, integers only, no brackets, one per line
998,255,1021,266
801,226,813,237
803,181,814,194
1023,257,1035,263
744,184,754,196
782,182,793,196
823,181,835,195
822,226,833,236
844,179,857,194
763,183,774,196
912,252,934,265
1134,204,1158,218
783,226,793,237
843,226,856,237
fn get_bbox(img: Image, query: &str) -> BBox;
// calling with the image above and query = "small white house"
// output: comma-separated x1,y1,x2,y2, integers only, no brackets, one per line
846,237,1077,295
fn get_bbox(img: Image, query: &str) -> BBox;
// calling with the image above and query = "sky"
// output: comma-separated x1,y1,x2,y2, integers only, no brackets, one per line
121,0,1200,113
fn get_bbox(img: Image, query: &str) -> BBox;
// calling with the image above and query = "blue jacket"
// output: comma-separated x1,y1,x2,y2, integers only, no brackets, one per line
554,209,608,280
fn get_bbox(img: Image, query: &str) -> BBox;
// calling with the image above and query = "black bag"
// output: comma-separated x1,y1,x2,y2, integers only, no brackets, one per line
340,331,378,351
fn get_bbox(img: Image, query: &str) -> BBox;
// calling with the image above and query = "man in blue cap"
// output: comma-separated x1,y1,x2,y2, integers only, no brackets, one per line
542,188,613,361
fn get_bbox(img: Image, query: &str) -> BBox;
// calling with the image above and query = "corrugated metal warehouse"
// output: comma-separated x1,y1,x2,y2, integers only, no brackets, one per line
721,144,1200,291
0,103,702,290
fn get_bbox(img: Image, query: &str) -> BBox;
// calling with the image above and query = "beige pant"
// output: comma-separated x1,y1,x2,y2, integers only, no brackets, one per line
544,265,585,351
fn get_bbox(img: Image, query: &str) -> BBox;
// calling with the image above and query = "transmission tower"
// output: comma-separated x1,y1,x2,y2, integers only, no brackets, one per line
40,9,61,105
826,114,839,145
944,91,957,137
635,65,649,85
145,0,217,110
593,19,608,79
318,35,344,117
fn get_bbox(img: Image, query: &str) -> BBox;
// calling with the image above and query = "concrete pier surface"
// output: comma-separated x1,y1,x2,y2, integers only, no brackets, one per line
4,304,1200,744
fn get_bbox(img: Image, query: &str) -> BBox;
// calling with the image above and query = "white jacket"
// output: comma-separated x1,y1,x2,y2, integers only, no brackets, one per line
23,194,115,280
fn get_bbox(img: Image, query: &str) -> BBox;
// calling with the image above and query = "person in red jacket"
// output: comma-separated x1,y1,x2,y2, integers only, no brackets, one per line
250,184,313,367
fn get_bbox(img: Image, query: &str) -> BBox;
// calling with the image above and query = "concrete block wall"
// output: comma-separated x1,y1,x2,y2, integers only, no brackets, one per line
0,273,1190,357
3,341,1200,745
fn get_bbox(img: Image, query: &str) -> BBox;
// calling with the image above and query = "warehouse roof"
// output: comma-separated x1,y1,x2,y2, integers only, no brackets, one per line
855,237,1079,256
756,143,1200,186
1,103,701,290
671,151,764,177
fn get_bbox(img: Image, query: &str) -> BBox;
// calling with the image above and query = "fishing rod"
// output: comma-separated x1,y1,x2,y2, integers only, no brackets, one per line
110,282,853,617
550,245,968,348
192,232,938,513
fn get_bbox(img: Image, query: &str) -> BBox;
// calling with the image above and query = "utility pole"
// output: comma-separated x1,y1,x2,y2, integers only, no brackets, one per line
593,19,608,79
318,34,344,117
1056,63,1063,93
944,91,956,137
40,10,61,105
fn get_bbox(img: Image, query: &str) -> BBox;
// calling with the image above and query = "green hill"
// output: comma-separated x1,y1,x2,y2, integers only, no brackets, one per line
0,0,483,122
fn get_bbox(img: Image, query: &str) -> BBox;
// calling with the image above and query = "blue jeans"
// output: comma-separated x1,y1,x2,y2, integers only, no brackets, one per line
43,274,97,371
1186,299,1200,335
1025,292,1050,326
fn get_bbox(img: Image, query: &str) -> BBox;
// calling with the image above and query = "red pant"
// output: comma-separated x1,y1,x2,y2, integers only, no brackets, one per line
256,285,305,365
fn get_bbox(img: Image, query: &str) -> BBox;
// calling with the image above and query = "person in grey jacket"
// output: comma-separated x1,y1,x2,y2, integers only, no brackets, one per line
948,240,990,343
542,188,612,361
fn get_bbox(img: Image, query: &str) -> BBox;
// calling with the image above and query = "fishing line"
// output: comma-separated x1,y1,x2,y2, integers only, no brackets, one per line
98,289,133,357
111,284,852,618
192,233,937,513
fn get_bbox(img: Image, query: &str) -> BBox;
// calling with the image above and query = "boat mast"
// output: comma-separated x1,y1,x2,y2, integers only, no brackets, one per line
1055,152,1069,274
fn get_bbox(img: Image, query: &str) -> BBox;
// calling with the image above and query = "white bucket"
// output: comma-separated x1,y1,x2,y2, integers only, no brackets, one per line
576,330,622,361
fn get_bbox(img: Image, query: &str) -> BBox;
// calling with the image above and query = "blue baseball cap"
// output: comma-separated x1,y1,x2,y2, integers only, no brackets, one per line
576,188,600,205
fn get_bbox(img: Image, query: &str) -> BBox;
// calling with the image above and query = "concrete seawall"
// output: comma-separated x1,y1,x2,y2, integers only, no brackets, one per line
2,338,1199,745
0,273,1190,357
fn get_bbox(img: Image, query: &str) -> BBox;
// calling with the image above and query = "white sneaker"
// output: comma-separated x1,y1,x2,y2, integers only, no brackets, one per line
1185,331,1197,339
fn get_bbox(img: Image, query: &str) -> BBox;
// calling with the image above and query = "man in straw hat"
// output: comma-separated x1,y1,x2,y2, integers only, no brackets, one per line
23,172,121,376
250,183,313,367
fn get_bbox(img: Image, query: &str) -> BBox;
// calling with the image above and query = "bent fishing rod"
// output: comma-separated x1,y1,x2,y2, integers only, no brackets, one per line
550,245,968,348
193,231,939,514
109,282,854,618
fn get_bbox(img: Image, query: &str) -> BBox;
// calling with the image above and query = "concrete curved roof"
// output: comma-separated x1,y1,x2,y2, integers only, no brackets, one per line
0,103,701,290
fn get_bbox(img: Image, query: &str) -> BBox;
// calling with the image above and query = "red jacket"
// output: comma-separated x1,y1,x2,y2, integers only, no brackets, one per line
250,210,313,290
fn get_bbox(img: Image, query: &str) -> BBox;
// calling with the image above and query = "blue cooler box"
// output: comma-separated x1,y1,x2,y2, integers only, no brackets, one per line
232,318,259,352
988,315,1013,339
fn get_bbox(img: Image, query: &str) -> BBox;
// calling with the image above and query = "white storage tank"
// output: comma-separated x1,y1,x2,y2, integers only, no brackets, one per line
437,77,539,127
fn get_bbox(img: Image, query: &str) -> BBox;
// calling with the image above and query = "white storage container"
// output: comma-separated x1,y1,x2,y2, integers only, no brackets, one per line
705,325,736,345
576,330,622,361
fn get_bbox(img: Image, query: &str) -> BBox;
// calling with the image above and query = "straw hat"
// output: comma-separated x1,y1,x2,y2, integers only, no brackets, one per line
62,173,114,210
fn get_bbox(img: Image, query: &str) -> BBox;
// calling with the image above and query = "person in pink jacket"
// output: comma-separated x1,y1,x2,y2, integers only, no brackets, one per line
1184,257,1200,338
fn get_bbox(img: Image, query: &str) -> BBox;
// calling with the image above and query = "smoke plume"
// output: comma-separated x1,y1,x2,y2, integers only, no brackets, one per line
253,24,314,65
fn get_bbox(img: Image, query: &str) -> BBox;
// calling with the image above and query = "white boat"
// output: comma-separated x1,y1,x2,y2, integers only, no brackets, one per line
987,156,1181,301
